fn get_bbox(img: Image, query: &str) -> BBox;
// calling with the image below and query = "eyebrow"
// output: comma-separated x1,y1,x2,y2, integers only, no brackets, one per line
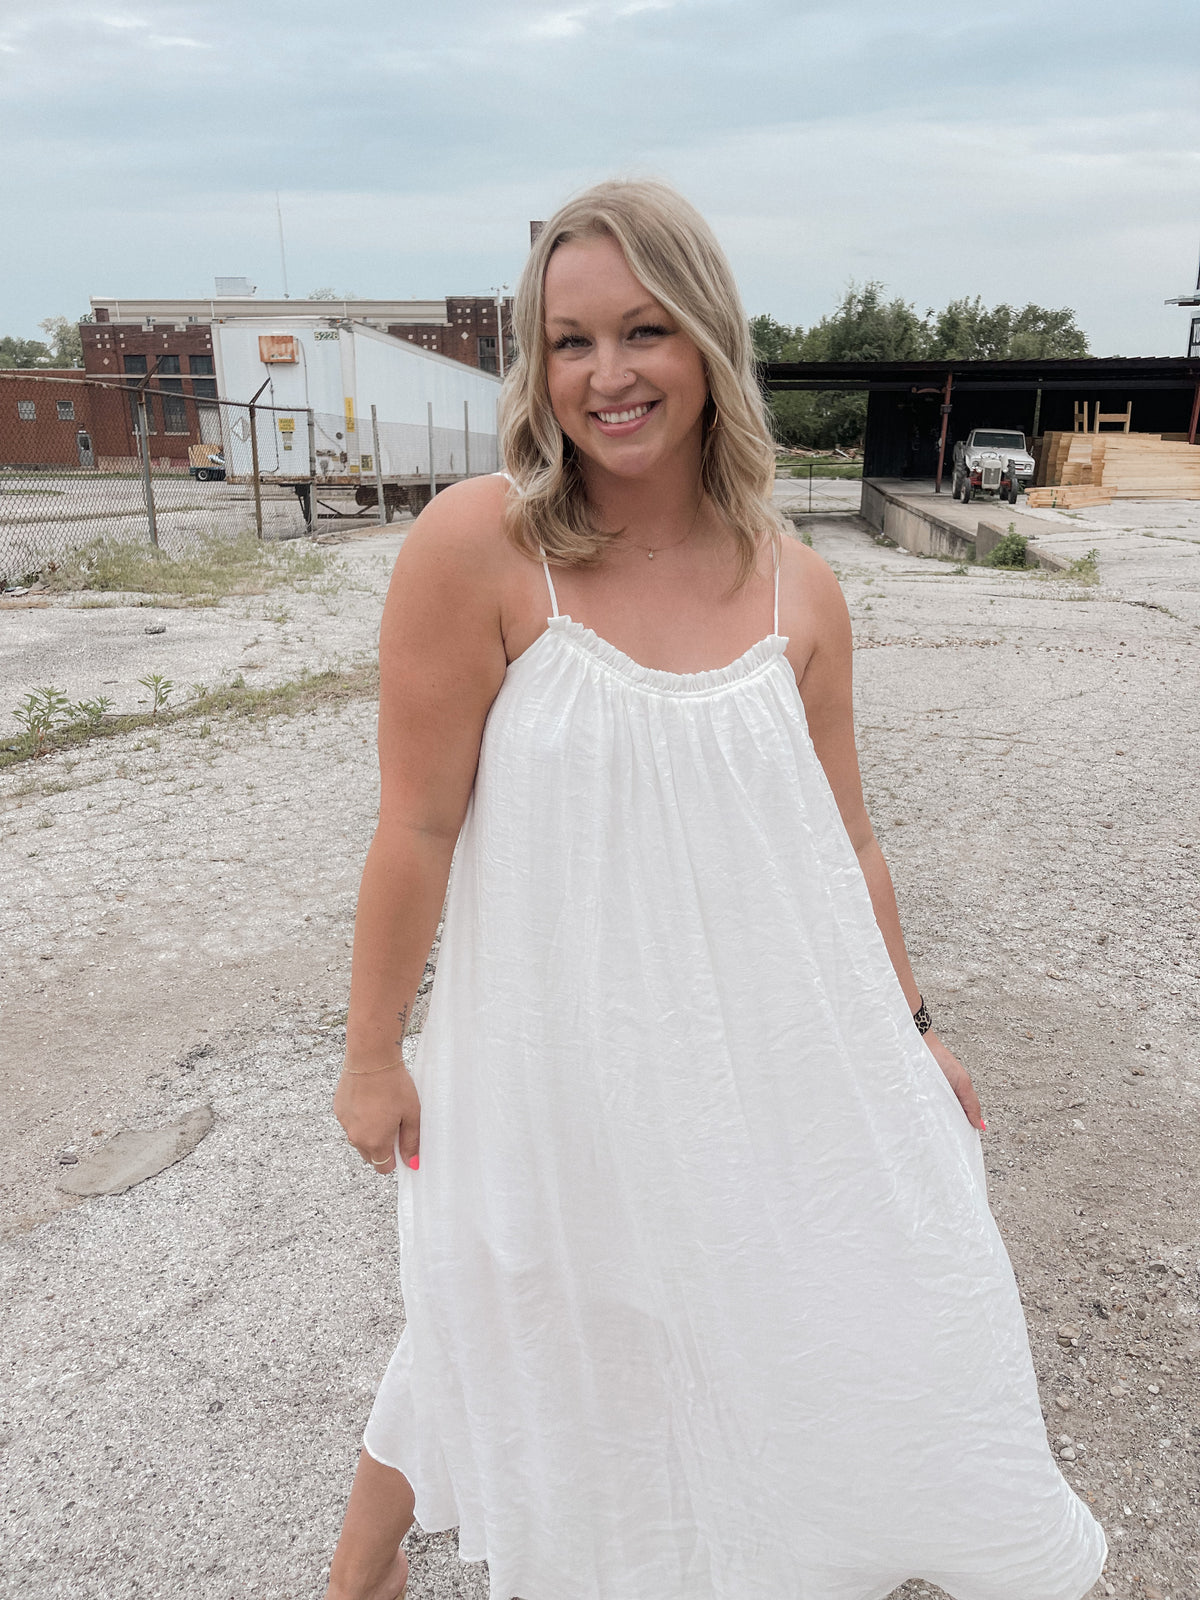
547,302,660,327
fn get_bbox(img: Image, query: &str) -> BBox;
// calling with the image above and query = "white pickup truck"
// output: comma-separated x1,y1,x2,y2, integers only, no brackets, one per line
952,430,1036,504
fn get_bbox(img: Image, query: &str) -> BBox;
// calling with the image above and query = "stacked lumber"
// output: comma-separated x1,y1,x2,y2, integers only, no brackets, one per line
1026,485,1114,509
1095,435,1200,499
1032,430,1200,501
1035,432,1102,488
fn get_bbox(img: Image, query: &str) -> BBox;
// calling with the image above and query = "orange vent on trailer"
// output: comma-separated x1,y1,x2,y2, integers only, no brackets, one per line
258,335,298,364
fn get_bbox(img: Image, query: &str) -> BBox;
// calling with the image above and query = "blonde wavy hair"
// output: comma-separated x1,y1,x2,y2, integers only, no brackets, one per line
499,179,783,586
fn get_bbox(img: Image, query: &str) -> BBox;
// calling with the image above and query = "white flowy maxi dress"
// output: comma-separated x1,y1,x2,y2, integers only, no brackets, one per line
364,555,1107,1600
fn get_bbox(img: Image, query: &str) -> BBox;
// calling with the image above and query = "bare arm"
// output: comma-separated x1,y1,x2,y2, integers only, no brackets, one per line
791,549,984,1130
334,478,510,1174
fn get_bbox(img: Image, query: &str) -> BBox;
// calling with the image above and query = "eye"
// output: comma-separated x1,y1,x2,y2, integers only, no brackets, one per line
550,333,589,351
629,323,671,340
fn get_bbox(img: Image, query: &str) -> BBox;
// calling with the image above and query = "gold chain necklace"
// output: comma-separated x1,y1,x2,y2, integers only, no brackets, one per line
621,494,704,560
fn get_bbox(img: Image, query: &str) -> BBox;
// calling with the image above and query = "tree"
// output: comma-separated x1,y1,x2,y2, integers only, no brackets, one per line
0,335,53,367
749,313,803,363
757,284,1091,448
38,315,84,367
800,281,930,363
928,297,1089,360
1005,304,1089,360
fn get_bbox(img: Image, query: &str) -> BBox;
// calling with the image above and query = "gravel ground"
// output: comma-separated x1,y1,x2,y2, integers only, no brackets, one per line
2,483,1197,1600
1,522,405,730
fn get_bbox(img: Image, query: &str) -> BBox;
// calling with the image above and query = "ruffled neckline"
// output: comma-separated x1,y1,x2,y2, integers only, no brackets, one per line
540,615,790,697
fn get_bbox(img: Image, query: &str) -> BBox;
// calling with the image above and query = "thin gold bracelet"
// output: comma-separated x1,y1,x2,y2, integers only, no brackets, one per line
342,1060,404,1077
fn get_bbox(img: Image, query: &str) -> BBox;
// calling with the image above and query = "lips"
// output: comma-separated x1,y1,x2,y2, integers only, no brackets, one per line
589,398,660,435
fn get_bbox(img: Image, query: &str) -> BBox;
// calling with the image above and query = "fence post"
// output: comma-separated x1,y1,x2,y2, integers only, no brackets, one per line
809,461,813,512
305,409,316,533
370,404,388,526
248,404,264,539
427,401,436,501
463,399,470,478
138,403,159,548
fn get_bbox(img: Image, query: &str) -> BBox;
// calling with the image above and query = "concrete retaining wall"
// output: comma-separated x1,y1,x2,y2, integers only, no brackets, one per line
860,480,1072,572
860,480,977,560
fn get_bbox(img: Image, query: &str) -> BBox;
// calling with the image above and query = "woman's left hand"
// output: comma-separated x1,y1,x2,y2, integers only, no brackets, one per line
923,1032,985,1131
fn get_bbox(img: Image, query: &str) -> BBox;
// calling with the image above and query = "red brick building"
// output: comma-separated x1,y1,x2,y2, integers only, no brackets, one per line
0,371,108,469
79,319,219,468
387,297,516,374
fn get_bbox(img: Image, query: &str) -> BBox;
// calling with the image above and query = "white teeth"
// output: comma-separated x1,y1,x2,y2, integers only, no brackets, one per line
595,403,652,425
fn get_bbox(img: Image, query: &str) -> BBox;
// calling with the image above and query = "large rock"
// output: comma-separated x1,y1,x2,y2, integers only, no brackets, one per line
57,1107,214,1197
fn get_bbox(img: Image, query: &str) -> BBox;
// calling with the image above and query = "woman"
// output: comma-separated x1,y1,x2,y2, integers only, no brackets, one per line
327,180,1106,1600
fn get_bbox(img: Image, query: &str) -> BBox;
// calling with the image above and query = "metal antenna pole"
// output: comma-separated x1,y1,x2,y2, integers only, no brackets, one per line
276,192,289,299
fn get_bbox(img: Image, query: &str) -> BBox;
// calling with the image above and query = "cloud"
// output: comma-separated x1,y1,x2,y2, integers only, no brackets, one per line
0,0,1195,354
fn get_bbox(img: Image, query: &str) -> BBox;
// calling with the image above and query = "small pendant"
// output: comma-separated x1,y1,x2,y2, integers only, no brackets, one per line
647,549,655,559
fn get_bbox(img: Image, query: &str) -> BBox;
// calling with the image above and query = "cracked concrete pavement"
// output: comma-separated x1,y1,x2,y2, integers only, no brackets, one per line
2,483,1198,1600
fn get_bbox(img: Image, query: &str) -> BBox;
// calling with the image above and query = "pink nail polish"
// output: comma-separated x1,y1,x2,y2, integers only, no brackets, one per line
979,1120,988,1131
408,1155,420,1171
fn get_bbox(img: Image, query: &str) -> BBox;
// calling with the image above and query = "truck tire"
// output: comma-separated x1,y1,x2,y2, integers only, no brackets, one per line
195,468,211,481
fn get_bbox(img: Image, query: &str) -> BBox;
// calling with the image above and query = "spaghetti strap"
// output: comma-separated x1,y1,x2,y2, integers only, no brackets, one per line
541,559,560,619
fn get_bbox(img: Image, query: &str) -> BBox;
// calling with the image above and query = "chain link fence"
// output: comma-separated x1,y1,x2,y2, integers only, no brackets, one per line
0,375,318,585
1,373,505,587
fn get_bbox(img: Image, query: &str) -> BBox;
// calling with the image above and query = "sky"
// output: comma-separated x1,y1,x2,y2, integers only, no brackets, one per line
1,0,1198,356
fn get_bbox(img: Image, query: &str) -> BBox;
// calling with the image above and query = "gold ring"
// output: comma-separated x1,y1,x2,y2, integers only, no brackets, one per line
370,1157,391,1168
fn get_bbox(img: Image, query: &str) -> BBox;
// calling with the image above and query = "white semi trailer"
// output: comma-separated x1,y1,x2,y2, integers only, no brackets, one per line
210,317,503,525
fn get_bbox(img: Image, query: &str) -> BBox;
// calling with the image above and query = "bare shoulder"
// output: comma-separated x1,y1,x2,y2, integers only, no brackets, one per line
778,533,850,641
390,472,514,589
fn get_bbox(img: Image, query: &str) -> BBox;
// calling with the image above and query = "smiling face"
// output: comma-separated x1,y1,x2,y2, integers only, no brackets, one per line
542,232,710,484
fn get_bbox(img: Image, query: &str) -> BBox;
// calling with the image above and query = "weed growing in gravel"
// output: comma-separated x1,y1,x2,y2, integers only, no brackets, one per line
39,531,330,602
11,686,117,756
983,531,1031,569
1063,548,1101,586
12,686,71,755
1,661,379,768
137,673,174,716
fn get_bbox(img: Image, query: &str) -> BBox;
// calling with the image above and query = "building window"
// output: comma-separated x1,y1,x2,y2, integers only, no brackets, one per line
191,378,217,400
189,355,214,377
159,378,188,433
57,400,76,421
477,335,498,374
123,355,148,375
157,354,182,375
18,400,36,421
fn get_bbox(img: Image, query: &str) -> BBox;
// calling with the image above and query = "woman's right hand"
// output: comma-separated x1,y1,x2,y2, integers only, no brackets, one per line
334,1063,422,1176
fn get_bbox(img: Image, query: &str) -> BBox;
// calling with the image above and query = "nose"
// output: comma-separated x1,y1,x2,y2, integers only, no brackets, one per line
589,337,636,397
